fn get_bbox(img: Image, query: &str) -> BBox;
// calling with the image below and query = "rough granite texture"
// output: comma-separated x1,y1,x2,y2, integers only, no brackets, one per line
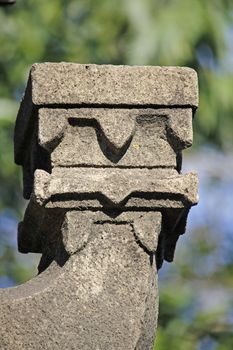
1,212,159,350
33,168,198,208
28,63,198,106
14,63,198,165
1,64,199,350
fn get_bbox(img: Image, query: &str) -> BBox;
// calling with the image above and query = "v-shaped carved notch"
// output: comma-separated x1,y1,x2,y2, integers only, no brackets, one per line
97,114,135,163
69,114,136,164
98,114,135,153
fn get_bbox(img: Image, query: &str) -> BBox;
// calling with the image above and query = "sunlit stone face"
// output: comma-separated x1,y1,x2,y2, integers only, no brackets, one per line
33,106,196,210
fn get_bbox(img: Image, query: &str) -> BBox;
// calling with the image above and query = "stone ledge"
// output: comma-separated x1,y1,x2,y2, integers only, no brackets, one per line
33,168,198,209
29,63,198,107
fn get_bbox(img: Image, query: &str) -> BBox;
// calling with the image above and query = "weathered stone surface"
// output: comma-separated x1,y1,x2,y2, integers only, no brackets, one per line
26,63,198,106
133,212,162,253
15,106,195,199
62,211,92,255
14,64,198,166
39,107,193,168
33,168,198,208
1,63,198,349
0,211,159,350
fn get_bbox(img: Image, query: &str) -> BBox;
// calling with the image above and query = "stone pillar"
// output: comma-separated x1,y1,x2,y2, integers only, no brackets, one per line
0,64,198,349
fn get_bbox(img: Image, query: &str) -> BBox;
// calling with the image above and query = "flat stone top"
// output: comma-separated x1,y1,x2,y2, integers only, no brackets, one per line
29,63,198,107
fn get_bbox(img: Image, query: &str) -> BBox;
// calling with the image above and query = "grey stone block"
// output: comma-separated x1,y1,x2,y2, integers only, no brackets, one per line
28,63,198,106
33,168,198,209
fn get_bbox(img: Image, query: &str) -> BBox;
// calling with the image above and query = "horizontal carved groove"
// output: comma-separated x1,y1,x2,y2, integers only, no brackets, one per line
49,191,190,207
55,164,175,169
36,103,197,110
94,220,131,225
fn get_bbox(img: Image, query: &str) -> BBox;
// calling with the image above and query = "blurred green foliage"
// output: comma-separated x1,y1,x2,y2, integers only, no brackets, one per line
0,1,233,349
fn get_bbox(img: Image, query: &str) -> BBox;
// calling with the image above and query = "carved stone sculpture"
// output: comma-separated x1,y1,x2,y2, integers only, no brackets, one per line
0,64,198,349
